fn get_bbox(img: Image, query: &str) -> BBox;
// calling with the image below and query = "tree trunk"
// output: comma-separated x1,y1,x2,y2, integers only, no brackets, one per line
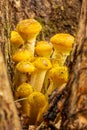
61,0,87,129
0,0,82,129
0,47,21,130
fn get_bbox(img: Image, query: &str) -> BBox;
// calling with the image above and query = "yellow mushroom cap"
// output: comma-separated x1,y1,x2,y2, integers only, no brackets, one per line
27,92,47,124
15,82,33,98
50,33,74,52
33,57,52,70
12,48,33,62
16,61,35,73
10,31,24,46
28,92,47,108
35,41,53,57
49,65,69,85
16,19,42,41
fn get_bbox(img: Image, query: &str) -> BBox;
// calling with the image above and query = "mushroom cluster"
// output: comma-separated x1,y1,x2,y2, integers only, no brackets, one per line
10,18,74,125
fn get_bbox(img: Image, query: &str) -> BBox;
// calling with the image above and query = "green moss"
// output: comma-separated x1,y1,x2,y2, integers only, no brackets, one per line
35,17,45,27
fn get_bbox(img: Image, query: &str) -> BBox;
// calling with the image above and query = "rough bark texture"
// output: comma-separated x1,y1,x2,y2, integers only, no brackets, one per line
61,0,87,129
0,0,82,130
9,0,81,39
0,48,21,130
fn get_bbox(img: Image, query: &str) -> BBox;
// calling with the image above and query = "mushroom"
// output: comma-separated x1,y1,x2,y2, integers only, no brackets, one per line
47,64,69,94
16,61,35,74
27,92,48,125
10,31,24,47
10,31,24,54
50,33,74,65
30,57,52,92
14,61,35,87
15,82,33,98
35,41,53,58
12,47,33,63
15,82,33,116
16,19,42,55
35,41,53,93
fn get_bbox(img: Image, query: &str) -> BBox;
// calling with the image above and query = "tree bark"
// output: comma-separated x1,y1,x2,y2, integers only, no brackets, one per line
0,47,21,130
0,0,82,130
61,0,87,129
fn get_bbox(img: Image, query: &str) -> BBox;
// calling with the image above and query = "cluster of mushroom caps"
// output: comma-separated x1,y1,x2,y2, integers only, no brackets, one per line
10,19,74,125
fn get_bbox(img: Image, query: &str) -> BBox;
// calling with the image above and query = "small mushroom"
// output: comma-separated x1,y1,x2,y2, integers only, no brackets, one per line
16,19,42,55
35,41,53,58
10,31,24,54
14,61,35,87
12,47,33,63
50,33,74,65
15,82,33,116
30,57,52,92
27,92,48,125
15,82,33,98
16,61,35,74
10,31,24,46
48,64,69,93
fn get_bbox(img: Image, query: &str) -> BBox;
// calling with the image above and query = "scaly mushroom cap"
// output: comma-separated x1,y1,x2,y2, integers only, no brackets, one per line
33,57,52,70
49,65,69,86
15,82,33,98
28,92,47,108
35,41,53,57
16,19,42,41
12,48,33,62
16,61,35,73
50,33,74,52
10,31,24,46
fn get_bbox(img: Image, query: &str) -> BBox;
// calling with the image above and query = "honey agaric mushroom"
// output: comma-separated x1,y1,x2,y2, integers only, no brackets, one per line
27,92,48,125
15,82,33,98
15,82,33,116
12,47,33,63
35,41,53,58
35,41,53,93
50,33,74,65
16,61,35,74
10,31,24,54
16,19,42,55
10,31,24,46
48,64,68,92
30,57,52,92
14,61,35,87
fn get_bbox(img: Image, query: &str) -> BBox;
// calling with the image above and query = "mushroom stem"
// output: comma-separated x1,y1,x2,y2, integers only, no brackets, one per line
30,69,47,92
52,51,70,65
46,79,54,97
13,70,28,88
30,57,52,92
27,39,36,56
